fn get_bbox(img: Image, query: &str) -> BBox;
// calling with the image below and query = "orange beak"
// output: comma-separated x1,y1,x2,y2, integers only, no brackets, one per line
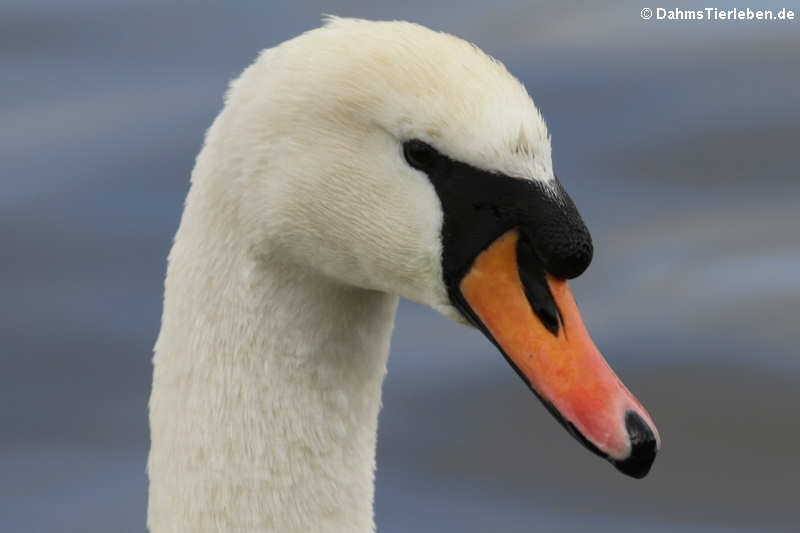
459,229,660,477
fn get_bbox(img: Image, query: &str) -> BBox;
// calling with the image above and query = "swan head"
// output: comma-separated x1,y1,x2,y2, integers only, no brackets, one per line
209,17,659,478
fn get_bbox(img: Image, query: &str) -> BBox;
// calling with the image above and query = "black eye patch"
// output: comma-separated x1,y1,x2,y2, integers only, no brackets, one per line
401,139,592,300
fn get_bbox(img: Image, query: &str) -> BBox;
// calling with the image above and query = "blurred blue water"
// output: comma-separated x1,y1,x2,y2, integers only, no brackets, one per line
1,1,798,532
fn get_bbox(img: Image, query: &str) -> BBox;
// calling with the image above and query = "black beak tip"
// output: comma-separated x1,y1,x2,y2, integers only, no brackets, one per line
612,411,658,479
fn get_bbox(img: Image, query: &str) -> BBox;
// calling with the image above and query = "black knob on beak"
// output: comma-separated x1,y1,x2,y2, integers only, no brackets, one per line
523,180,593,280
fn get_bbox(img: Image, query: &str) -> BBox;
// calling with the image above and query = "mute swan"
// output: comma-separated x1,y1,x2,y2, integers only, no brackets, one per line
148,17,660,532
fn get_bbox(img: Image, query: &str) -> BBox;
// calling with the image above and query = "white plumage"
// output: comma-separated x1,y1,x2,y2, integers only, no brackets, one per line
148,17,556,532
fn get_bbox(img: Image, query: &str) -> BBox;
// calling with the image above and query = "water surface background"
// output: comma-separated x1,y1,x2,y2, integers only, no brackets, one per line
2,1,798,531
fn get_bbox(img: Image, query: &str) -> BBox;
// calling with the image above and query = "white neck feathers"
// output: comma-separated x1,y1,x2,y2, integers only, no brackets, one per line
147,195,398,532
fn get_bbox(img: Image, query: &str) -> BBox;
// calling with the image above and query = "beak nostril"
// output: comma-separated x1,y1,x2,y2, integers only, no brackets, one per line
612,411,658,479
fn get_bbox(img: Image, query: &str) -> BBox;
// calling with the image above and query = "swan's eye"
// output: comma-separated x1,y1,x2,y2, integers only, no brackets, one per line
403,140,438,171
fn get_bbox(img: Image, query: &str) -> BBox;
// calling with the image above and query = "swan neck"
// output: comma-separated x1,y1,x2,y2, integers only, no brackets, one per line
148,224,398,532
